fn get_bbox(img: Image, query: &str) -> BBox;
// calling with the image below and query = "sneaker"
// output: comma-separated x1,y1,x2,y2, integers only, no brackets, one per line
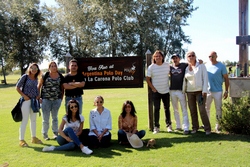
199,125,204,129
42,146,55,152
43,134,50,141
81,146,93,155
215,124,221,134
183,130,189,135
167,125,173,132
32,137,43,144
153,127,160,134
53,132,58,140
205,131,211,135
174,128,182,132
191,130,197,134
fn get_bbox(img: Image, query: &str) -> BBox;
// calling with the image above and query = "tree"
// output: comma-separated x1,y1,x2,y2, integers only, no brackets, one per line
0,0,50,75
47,0,197,61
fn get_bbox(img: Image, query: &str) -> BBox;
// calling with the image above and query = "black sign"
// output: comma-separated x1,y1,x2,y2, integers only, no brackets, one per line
76,56,144,89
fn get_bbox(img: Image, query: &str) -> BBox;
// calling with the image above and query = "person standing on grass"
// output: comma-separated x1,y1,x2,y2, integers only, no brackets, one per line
63,59,85,114
38,61,64,140
182,51,211,135
118,100,146,145
169,54,190,135
16,63,43,147
206,51,229,133
42,100,93,155
88,96,112,148
146,50,172,134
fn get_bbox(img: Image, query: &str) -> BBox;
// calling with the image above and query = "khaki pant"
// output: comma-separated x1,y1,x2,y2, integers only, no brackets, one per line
186,91,211,132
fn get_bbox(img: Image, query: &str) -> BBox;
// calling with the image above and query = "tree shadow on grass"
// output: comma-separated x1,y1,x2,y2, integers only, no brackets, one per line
30,132,250,158
0,83,16,88
154,130,250,147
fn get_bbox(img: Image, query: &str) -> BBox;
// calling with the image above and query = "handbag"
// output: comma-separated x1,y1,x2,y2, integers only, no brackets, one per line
11,75,28,122
11,100,22,122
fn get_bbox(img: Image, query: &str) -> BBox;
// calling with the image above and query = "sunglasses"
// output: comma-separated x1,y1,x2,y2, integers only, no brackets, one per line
96,101,103,104
188,54,195,58
209,56,214,58
70,105,78,109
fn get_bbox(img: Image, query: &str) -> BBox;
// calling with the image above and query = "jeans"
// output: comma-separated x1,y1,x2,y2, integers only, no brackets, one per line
170,90,189,131
186,91,211,132
54,127,82,151
117,129,146,142
19,100,38,140
206,91,223,122
42,99,62,137
65,96,83,114
152,92,171,128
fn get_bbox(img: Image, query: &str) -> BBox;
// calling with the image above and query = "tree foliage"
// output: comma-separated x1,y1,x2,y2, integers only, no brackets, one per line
0,0,50,74
0,0,197,72
49,0,197,62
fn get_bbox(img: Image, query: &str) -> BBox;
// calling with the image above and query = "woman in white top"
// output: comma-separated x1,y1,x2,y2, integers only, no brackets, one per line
88,96,112,148
42,100,93,155
183,51,211,135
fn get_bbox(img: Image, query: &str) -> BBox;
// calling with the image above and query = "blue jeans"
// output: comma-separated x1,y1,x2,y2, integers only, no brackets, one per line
42,99,62,137
54,127,82,151
153,92,171,128
65,96,83,114
118,130,146,142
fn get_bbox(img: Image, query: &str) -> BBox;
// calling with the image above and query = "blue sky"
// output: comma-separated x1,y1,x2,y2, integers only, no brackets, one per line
40,0,246,67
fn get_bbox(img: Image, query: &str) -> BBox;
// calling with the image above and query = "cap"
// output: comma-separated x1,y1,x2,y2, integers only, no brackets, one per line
171,54,180,59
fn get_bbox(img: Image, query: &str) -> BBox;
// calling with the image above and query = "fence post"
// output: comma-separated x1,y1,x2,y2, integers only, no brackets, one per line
146,49,153,131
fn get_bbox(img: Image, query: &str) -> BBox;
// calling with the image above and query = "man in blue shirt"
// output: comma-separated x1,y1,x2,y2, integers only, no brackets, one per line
206,51,229,133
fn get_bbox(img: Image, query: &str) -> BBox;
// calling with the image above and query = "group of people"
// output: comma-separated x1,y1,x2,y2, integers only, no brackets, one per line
15,59,145,155
15,49,229,155
146,50,229,135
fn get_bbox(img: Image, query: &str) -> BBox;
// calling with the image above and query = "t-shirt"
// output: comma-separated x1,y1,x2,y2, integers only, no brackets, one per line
41,75,63,100
170,63,188,90
147,62,170,94
64,73,85,97
206,62,228,92
63,114,84,134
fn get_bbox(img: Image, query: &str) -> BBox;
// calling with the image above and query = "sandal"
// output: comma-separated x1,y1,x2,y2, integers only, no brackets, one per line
31,137,43,144
19,140,28,147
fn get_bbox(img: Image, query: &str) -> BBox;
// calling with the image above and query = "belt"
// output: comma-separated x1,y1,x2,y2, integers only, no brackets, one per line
67,95,81,98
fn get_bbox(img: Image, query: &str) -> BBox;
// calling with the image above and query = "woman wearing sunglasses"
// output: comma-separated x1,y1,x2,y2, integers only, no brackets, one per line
182,51,211,135
88,96,112,148
42,100,93,155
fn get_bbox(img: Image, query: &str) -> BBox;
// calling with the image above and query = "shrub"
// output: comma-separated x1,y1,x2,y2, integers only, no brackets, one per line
220,93,250,135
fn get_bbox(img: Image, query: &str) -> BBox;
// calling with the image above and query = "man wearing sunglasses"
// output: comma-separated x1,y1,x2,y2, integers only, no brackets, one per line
206,51,229,133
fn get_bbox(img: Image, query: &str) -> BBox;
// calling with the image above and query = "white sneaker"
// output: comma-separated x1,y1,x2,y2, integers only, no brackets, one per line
42,146,55,152
81,146,93,155
215,124,221,134
153,127,159,134
167,125,173,132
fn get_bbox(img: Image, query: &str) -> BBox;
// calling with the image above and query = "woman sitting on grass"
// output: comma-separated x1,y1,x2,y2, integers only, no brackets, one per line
118,100,146,145
42,100,93,155
88,96,112,148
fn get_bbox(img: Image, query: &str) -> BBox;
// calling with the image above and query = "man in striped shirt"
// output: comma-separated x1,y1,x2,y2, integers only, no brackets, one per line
146,50,172,134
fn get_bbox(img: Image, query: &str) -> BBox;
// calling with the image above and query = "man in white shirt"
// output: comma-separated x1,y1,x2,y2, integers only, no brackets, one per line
146,50,172,134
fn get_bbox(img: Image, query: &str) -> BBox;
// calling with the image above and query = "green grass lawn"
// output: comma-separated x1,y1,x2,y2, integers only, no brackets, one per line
0,75,249,167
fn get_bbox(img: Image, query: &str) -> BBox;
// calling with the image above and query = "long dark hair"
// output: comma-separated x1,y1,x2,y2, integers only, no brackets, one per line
121,100,137,118
66,99,80,123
